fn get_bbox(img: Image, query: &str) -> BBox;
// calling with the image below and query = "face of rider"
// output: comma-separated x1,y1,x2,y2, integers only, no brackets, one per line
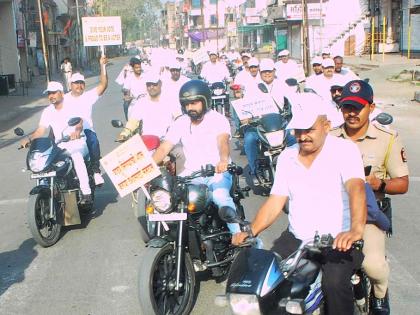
260,70,275,84
330,86,343,104
312,64,323,75
334,57,343,73
209,54,218,63
341,102,375,131
133,63,142,75
249,66,259,77
48,90,64,106
70,80,85,96
185,99,205,122
170,68,181,81
323,66,335,79
146,81,162,98
293,115,330,156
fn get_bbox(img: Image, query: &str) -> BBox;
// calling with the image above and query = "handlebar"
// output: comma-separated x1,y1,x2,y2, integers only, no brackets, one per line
177,163,242,182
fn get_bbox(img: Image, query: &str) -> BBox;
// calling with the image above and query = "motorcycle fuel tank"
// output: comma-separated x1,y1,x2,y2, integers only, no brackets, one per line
227,248,286,297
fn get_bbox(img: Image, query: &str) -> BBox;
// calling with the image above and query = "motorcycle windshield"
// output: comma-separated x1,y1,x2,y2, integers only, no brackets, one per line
260,113,287,132
27,138,57,173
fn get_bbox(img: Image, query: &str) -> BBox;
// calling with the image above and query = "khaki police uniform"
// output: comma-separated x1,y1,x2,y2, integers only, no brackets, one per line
330,122,409,298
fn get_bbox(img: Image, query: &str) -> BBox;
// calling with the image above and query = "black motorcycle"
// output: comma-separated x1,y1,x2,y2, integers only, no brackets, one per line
217,207,369,315
209,81,230,116
138,164,249,315
15,117,95,247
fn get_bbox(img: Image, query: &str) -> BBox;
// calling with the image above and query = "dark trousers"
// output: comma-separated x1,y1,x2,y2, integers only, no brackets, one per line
271,230,364,315
84,129,101,173
123,100,131,121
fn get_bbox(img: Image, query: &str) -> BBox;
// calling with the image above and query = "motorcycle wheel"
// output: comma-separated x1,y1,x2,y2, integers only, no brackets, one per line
136,189,156,243
27,193,61,247
138,245,196,315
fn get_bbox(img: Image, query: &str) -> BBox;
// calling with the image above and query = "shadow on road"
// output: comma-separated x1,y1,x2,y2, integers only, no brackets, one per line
0,238,37,297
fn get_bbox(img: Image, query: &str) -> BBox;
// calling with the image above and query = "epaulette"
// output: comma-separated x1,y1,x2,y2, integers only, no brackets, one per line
372,122,398,136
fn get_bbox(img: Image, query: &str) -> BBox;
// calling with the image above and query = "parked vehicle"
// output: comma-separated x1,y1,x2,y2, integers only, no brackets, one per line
138,164,249,315
14,118,95,247
217,207,369,315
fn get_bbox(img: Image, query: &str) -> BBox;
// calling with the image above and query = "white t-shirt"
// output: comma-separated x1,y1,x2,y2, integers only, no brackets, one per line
122,72,147,99
162,75,189,116
305,74,346,102
258,79,287,110
200,61,230,84
335,67,359,85
165,110,231,174
130,94,178,138
64,89,99,131
39,104,77,142
274,59,300,81
271,135,365,240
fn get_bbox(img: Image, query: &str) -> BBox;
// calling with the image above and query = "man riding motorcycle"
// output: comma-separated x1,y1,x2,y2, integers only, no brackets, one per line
152,80,240,234
20,81,92,203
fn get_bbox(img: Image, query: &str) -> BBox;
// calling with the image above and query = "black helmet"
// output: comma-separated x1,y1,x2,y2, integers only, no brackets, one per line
179,80,211,112
129,57,141,66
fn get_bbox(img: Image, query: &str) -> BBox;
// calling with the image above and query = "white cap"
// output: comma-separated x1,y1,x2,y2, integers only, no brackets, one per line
176,54,185,60
169,60,182,69
287,93,328,130
144,71,161,83
311,56,323,65
321,48,331,55
321,58,335,68
277,49,290,57
208,49,218,56
70,73,85,83
43,81,64,94
248,57,259,67
259,58,275,71
241,52,252,59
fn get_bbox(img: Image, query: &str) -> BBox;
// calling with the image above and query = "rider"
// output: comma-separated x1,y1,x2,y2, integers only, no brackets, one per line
233,93,367,315
122,57,146,120
200,50,231,85
64,55,108,186
20,82,92,203
152,80,240,234
331,80,409,315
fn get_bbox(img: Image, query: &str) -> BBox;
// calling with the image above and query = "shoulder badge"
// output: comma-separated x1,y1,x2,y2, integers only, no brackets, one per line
372,122,397,136
401,148,407,162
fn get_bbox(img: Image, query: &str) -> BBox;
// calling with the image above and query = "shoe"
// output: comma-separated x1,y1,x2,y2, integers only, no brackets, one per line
371,291,390,315
80,194,92,205
94,172,104,186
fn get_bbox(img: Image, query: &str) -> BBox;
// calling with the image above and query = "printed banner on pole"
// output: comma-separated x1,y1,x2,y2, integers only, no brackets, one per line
82,16,122,46
192,48,209,65
231,96,279,120
100,135,161,198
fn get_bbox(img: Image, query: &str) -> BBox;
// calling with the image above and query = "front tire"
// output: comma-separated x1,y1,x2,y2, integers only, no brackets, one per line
27,193,61,247
138,245,196,315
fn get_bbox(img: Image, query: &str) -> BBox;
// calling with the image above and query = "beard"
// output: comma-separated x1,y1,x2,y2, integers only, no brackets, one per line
187,110,204,121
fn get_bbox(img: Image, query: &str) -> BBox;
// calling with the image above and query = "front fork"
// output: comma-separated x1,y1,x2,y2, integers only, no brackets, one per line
175,201,187,291
36,177,55,219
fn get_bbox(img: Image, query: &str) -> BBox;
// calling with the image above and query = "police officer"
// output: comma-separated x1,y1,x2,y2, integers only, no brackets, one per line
330,80,409,315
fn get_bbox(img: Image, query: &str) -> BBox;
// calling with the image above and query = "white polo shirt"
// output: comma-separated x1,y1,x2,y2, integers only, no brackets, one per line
123,72,147,99
165,110,231,174
64,89,99,131
271,135,364,240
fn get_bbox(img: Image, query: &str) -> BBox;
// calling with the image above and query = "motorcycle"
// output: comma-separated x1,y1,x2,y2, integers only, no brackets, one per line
138,164,249,315
216,207,369,315
209,81,230,116
14,117,95,247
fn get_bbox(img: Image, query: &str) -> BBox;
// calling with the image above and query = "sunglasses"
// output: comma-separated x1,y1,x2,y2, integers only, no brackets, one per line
72,80,85,84
146,82,159,87
330,87,343,93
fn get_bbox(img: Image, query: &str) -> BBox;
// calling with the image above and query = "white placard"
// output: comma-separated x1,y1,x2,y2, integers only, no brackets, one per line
231,95,279,120
81,16,122,46
192,48,210,65
100,134,161,198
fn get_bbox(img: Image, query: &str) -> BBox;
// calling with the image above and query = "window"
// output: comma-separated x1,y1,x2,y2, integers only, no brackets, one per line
210,14,218,25
192,0,200,9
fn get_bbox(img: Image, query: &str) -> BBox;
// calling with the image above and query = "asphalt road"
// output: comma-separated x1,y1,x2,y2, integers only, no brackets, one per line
0,56,419,314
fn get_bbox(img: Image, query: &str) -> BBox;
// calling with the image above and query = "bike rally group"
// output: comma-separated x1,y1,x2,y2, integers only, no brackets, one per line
16,45,409,315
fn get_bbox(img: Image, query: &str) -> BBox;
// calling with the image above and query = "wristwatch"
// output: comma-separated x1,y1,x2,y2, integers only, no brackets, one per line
378,179,387,193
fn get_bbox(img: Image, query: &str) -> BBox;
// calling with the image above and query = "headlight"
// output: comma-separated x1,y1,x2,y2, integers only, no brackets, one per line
213,88,224,96
29,152,50,173
228,294,260,315
150,189,172,213
279,298,305,314
264,130,285,147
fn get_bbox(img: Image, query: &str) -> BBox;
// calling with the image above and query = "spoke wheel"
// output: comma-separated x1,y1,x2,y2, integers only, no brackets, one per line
138,245,196,315
27,193,61,247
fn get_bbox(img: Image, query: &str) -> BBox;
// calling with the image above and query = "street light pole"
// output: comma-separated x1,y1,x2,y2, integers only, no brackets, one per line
301,0,310,76
36,0,50,81
201,0,205,47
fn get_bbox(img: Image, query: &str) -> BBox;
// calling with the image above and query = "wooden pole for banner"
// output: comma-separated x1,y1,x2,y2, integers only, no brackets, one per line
301,0,310,76
201,0,205,48
370,16,375,60
408,13,411,59
36,0,50,81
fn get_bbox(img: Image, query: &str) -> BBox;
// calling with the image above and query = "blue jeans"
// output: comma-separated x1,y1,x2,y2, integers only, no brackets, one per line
84,129,101,173
243,126,259,175
184,171,240,234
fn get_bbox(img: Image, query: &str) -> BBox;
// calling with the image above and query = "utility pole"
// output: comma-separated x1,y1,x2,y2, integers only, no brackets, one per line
216,0,219,51
36,0,50,81
200,0,205,48
301,0,310,76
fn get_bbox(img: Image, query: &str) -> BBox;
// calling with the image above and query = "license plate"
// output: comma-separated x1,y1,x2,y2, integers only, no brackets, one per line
148,213,187,222
31,171,56,179
212,95,226,100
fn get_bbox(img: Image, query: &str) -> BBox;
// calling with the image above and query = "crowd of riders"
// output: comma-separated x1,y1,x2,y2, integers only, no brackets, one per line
22,45,409,315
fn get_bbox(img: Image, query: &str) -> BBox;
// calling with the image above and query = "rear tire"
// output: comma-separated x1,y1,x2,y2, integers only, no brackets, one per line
27,193,61,247
138,245,196,315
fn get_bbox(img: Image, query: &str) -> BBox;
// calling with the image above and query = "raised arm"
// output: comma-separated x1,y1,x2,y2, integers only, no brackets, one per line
96,55,108,96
